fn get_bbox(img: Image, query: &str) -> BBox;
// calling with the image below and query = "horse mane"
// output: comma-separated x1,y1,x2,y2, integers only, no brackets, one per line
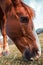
20,1,35,29
21,1,35,20
11,0,35,20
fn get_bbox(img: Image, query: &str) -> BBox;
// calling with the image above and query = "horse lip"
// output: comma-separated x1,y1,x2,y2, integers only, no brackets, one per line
33,51,41,60
30,57,34,61
30,50,41,61
37,51,41,57
28,52,41,61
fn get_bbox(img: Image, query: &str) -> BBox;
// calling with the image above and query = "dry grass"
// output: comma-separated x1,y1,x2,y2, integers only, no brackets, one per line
0,33,43,65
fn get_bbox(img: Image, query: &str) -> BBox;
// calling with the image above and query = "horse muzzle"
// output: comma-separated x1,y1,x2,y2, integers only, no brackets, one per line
23,48,41,61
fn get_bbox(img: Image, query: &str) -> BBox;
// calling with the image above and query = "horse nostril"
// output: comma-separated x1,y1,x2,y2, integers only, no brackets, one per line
36,51,41,57
32,49,39,55
32,48,41,60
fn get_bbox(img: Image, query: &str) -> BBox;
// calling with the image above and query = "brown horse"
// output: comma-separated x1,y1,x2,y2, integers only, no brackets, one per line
0,0,41,60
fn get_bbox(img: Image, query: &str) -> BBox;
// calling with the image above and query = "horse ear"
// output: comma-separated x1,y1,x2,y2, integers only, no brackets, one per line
25,6,35,20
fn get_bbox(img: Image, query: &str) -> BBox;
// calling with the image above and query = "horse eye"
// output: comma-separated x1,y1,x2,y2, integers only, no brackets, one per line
20,16,29,23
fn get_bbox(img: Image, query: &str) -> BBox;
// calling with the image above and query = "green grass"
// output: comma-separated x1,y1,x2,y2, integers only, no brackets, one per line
0,33,43,65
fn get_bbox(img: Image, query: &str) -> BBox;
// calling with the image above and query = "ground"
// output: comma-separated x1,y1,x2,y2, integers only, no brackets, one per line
0,33,43,65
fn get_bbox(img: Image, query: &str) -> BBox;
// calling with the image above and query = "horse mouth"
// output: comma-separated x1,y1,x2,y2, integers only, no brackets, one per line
23,48,34,61
23,48,41,61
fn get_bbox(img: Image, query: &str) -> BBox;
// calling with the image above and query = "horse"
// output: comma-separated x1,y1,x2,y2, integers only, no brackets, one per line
0,0,41,60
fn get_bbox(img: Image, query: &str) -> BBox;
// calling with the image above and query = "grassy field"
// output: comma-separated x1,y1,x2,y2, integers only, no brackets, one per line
0,33,43,65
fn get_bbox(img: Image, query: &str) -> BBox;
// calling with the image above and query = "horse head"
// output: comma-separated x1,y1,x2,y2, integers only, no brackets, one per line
0,0,41,60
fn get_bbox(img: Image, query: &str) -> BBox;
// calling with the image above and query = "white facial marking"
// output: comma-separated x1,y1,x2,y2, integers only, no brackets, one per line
33,27,41,58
